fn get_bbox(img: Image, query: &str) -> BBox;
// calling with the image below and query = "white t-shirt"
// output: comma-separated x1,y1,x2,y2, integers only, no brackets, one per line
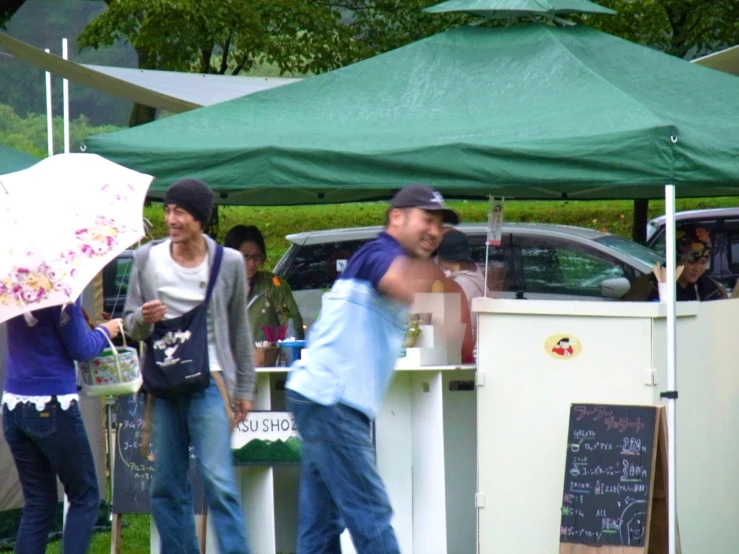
150,240,221,372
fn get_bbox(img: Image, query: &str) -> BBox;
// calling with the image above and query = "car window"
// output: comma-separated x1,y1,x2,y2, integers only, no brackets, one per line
596,235,663,267
647,220,719,271
282,240,370,291
726,222,739,274
114,257,133,297
516,237,628,297
467,233,514,292
650,230,666,257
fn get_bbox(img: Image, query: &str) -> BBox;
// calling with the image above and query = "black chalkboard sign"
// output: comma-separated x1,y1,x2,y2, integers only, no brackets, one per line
559,404,659,548
112,394,205,514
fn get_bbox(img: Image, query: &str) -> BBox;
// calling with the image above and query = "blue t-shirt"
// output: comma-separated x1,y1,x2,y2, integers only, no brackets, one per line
286,232,409,419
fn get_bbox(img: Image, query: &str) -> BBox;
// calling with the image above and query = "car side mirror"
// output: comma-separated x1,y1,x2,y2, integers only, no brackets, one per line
601,277,631,299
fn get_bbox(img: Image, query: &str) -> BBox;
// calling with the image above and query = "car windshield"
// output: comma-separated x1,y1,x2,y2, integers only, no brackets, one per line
595,235,664,266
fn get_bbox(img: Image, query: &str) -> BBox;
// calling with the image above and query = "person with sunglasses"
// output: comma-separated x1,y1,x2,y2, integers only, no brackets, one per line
646,226,728,302
224,225,304,343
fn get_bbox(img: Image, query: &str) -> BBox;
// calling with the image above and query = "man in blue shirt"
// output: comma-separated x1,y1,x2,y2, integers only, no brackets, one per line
286,184,459,554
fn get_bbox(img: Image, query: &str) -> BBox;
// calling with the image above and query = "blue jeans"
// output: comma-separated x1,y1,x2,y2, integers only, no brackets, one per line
286,390,400,554
3,399,100,554
151,376,250,554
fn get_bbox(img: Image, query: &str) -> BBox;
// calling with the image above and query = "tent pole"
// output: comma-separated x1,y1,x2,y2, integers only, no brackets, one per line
664,184,677,554
62,38,70,154
44,48,53,157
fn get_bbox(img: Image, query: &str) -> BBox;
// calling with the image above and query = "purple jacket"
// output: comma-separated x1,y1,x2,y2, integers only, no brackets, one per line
4,300,110,396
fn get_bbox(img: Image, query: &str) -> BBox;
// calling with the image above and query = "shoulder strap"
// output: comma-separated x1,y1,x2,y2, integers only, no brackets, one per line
205,246,224,303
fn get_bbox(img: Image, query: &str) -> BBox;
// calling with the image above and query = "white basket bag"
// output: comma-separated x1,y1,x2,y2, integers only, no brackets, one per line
78,321,142,397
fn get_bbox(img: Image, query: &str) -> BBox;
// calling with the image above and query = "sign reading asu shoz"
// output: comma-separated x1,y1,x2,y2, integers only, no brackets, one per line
231,411,301,465
558,403,677,554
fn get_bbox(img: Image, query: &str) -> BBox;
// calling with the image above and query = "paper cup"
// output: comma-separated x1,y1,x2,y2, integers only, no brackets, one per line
658,282,668,302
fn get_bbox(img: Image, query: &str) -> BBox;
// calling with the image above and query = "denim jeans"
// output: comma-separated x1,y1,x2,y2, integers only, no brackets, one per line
3,399,100,554
286,390,400,554
151,376,250,554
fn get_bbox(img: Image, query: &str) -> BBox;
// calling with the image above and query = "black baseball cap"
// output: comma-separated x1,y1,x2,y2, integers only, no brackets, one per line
389,184,459,224
438,229,471,261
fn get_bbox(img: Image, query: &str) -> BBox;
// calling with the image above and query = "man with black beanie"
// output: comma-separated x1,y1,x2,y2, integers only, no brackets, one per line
123,178,255,553
162,178,214,229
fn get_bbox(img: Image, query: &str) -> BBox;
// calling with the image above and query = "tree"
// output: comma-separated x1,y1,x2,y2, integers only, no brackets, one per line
576,1,739,242
76,0,471,127
339,0,474,58
0,0,27,28
579,0,739,59
78,0,363,126
0,102,122,157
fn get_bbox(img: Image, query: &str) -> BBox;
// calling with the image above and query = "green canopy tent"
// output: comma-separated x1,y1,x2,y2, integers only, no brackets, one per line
0,144,39,175
84,23,739,205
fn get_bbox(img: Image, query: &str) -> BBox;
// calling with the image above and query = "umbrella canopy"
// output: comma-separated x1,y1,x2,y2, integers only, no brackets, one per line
0,154,153,324
0,144,39,175
424,0,615,17
85,24,739,204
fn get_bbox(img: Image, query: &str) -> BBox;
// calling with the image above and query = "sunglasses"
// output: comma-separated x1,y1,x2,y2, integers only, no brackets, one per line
679,250,710,264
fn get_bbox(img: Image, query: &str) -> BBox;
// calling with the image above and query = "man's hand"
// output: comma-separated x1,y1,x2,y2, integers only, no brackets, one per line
141,300,167,323
233,399,252,426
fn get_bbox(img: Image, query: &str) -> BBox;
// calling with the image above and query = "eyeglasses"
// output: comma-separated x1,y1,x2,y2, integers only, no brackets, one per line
243,254,265,263
679,251,710,264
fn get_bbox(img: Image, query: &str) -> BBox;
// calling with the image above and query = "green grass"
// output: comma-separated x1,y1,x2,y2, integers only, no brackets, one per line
144,197,739,269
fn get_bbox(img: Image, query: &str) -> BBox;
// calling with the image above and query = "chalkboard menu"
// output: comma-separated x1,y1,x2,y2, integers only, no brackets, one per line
112,394,205,514
559,404,658,548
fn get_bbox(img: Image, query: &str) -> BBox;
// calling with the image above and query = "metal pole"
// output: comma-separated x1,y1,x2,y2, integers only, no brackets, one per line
106,396,116,519
44,49,53,157
62,38,70,154
61,36,72,532
664,184,677,554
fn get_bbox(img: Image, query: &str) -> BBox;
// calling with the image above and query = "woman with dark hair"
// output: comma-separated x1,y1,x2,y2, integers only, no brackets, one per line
224,225,304,342
3,302,122,554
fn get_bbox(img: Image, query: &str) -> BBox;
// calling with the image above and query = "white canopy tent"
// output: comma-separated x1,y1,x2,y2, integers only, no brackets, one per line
82,64,300,107
0,32,302,112
693,45,739,77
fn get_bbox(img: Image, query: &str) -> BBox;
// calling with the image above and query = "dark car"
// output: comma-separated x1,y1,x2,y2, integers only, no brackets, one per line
646,208,739,293
101,249,134,319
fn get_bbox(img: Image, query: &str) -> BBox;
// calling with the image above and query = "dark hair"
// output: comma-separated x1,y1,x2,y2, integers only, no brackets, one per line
224,225,267,258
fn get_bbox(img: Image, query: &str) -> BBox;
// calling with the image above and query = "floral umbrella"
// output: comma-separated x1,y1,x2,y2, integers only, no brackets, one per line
0,153,153,324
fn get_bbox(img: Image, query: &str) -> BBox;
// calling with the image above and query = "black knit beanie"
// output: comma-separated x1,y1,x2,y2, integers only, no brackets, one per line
163,178,214,227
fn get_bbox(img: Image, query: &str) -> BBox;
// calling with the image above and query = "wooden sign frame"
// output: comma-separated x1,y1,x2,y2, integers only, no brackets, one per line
560,406,681,554
110,512,208,554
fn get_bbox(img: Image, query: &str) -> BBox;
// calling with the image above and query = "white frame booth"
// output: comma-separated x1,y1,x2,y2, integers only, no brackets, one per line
149,363,477,554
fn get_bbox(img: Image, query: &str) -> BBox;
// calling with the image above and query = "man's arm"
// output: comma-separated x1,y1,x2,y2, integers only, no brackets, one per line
377,256,447,305
228,256,256,402
122,255,154,342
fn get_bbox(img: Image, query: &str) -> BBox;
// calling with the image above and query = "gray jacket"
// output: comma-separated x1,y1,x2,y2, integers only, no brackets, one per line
123,236,256,401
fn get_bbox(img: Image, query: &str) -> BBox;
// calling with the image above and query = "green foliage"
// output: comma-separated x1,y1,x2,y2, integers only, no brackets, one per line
0,0,26,29
78,0,359,76
345,0,475,57
1,0,134,126
576,0,739,58
142,196,739,270
0,103,122,158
